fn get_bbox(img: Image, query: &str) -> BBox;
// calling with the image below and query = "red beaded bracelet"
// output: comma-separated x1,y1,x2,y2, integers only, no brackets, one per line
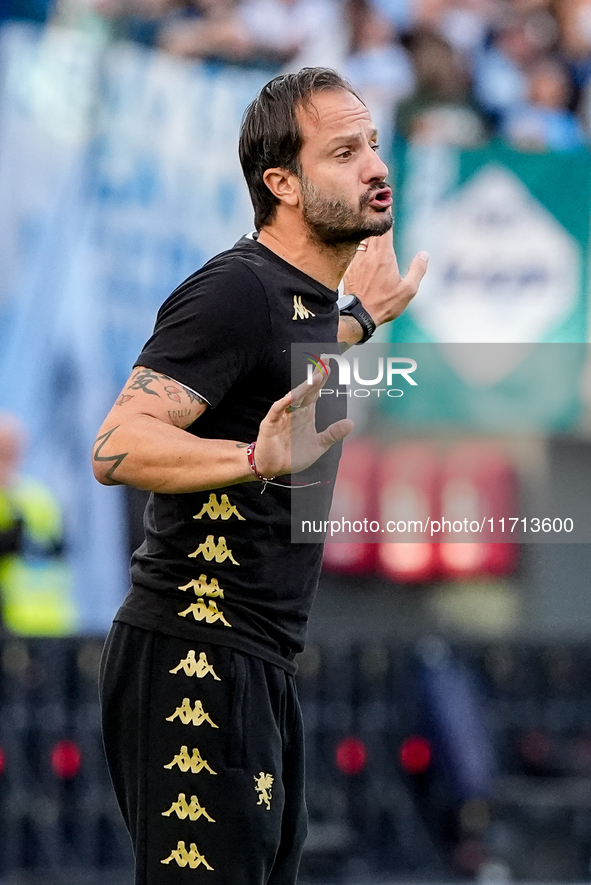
245,441,324,493
246,442,276,483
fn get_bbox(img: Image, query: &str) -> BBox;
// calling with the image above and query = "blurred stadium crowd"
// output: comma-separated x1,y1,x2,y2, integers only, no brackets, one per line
3,0,591,154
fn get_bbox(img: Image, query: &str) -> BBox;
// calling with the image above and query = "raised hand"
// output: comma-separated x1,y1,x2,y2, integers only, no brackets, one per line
253,369,354,478
343,226,428,327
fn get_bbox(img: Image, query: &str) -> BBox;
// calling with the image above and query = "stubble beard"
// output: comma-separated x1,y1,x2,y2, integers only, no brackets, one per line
300,175,393,247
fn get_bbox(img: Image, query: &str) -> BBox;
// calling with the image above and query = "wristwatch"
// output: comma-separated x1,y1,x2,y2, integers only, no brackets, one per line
337,294,376,344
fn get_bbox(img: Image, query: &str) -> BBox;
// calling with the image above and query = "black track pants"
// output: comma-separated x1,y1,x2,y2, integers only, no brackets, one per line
99,622,307,885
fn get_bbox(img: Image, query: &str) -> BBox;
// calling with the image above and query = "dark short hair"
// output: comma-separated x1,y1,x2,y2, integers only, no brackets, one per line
239,68,362,230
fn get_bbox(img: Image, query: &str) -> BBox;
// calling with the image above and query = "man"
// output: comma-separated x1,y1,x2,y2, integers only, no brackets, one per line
93,67,427,885
0,413,76,635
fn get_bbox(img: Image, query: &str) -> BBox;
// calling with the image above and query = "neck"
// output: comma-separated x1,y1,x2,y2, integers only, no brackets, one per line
257,215,357,290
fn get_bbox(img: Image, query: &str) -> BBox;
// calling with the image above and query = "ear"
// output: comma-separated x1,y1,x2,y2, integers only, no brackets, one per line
263,167,300,207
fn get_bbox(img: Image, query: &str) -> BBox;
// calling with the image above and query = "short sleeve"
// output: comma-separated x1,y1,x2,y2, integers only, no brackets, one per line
134,258,270,408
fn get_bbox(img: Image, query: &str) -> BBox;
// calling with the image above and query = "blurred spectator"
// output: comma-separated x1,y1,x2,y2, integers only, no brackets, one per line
369,0,412,32
370,0,497,44
0,414,77,636
155,0,268,61
344,0,415,150
556,0,591,89
396,27,489,146
73,0,227,48
416,0,496,61
500,54,586,151
555,1,591,136
473,8,558,123
158,0,347,71
46,0,591,146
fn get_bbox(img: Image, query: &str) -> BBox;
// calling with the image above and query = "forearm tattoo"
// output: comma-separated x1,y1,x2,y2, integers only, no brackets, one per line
168,409,193,423
93,426,128,482
127,367,162,397
118,368,207,427
185,388,207,405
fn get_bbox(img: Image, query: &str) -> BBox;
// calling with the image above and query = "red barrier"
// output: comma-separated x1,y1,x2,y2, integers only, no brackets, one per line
438,441,519,578
322,437,378,574
377,441,440,583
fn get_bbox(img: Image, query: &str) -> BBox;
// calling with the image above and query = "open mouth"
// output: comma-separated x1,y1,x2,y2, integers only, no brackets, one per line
367,187,393,209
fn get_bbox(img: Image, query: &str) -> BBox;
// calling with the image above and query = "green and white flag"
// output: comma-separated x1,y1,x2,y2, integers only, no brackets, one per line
383,142,591,430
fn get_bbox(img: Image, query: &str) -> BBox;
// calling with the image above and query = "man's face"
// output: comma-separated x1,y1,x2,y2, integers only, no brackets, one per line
295,89,392,246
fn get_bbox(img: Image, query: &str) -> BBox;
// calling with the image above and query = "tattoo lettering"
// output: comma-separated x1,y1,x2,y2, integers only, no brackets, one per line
168,409,193,425
116,393,133,406
93,426,128,482
128,368,162,397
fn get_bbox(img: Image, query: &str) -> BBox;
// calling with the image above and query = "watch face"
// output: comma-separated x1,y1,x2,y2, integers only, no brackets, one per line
337,294,357,311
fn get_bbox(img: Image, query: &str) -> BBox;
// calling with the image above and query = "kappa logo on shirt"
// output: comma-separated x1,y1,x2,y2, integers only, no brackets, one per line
292,296,316,320
194,493,245,521
189,535,239,564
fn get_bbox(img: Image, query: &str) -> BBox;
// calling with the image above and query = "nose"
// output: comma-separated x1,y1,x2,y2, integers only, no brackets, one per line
363,143,389,183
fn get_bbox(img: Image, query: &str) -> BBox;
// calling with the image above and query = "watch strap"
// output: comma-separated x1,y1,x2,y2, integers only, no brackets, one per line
338,294,376,344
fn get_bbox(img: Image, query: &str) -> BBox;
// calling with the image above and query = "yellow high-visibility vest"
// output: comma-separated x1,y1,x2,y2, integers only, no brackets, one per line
0,477,78,636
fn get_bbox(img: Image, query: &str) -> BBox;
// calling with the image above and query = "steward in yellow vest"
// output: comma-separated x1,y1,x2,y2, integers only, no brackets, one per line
0,415,78,635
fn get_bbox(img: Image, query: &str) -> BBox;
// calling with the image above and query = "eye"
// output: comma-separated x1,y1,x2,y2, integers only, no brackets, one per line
371,143,381,152
337,149,353,159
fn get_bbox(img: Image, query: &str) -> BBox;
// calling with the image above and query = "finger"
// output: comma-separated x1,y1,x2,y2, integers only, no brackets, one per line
266,368,328,422
316,418,354,451
403,251,429,294
291,367,330,407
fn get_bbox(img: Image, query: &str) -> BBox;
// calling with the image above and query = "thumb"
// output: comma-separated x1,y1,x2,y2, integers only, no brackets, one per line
317,418,354,452
404,251,429,294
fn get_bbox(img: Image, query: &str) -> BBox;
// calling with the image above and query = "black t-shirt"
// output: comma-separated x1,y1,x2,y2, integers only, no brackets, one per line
115,235,343,673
